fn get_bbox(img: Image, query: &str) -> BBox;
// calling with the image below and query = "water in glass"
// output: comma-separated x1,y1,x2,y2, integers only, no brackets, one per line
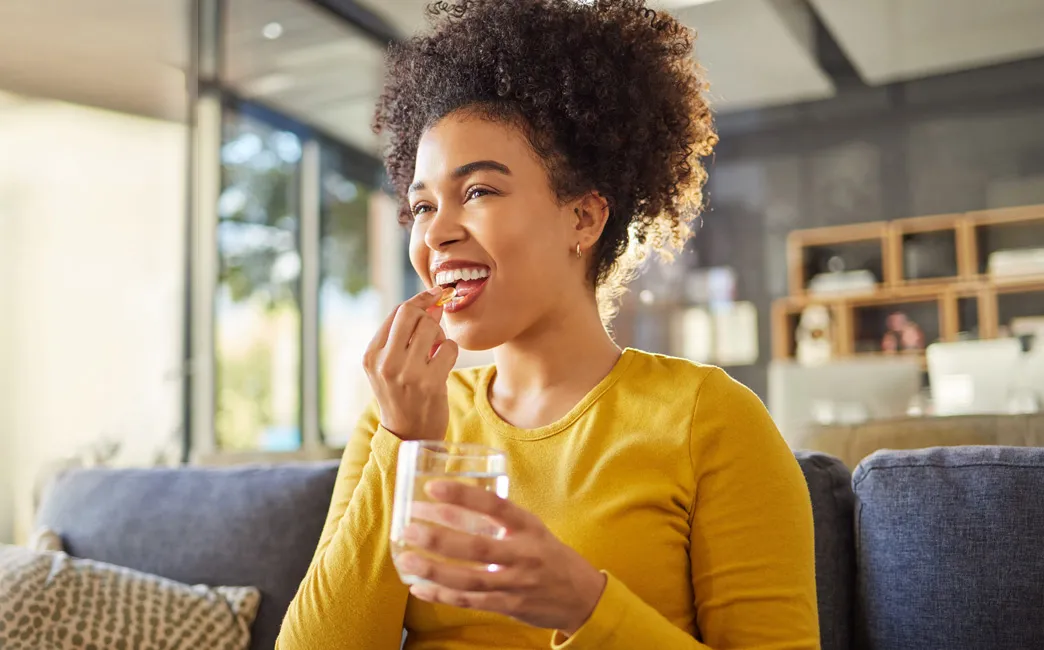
390,441,509,585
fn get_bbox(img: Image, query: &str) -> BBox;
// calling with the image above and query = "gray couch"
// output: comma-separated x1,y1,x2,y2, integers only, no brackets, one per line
35,464,340,650
34,446,1044,650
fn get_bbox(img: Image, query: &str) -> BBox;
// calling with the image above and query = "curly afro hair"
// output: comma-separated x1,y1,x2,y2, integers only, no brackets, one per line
374,0,717,318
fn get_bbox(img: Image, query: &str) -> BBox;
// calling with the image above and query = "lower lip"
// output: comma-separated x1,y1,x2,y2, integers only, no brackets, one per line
444,278,489,314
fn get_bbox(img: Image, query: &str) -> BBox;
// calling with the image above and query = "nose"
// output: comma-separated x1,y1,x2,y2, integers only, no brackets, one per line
423,203,468,252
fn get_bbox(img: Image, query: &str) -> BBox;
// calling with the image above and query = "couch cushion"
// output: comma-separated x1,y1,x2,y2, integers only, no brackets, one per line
0,544,260,650
853,446,1044,650
35,462,339,650
795,451,856,650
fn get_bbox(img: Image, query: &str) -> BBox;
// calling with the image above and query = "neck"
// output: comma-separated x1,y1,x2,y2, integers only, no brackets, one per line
491,291,621,399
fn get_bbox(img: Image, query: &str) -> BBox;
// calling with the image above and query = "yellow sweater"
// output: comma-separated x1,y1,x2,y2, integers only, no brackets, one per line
278,349,819,649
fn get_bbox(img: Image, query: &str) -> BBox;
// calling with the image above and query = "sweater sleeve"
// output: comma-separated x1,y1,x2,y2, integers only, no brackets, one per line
276,403,410,650
551,368,820,650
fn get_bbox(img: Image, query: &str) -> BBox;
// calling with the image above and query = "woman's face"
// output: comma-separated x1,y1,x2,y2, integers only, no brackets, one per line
408,111,586,350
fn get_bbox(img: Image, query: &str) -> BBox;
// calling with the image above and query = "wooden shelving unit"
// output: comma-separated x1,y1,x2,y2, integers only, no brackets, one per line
773,204,1044,365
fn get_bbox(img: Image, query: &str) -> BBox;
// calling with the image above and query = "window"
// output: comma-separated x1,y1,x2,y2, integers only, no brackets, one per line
318,141,383,446
215,110,303,451
191,0,403,455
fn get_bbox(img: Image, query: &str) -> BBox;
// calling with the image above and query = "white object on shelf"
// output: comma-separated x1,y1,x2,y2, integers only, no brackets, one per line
807,270,876,296
795,305,833,367
988,248,1044,278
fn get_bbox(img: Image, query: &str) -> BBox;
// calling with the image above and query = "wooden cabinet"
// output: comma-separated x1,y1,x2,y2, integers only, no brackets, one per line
773,204,1044,365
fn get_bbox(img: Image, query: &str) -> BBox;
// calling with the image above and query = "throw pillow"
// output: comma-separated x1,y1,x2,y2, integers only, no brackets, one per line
0,544,260,650
26,528,63,553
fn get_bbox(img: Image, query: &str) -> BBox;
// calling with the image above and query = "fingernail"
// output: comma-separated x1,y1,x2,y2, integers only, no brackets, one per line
409,584,429,599
399,553,422,572
425,480,451,499
404,524,425,544
428,479,457,500
427,286,442,296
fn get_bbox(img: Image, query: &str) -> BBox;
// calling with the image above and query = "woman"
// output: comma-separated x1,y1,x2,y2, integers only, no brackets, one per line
278,1,818,648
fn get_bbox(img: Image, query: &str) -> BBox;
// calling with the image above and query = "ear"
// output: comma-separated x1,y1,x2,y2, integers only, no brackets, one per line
571,191,610,255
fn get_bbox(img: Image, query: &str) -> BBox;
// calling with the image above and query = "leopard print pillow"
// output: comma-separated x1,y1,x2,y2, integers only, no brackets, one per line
0,544,260,650
26,528,63,553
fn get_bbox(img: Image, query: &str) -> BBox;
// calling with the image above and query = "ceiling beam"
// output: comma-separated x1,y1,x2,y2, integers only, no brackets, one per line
308,0,401,45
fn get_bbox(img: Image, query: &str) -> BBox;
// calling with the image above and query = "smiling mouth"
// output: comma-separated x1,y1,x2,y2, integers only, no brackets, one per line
433,266,490,313
434,267,490,289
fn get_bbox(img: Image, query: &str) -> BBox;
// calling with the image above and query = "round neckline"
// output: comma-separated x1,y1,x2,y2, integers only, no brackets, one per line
475,348,638,441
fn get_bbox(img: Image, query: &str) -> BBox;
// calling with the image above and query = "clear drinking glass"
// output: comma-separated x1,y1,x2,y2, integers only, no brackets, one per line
390,441,509,585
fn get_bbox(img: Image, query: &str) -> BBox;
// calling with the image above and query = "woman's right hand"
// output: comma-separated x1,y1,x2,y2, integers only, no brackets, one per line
363,287,459,441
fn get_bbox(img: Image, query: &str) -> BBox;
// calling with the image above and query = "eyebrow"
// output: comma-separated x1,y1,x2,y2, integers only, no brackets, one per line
408,160,512,194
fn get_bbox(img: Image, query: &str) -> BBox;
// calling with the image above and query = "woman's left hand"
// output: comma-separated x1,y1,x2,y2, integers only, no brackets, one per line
396,480,607,635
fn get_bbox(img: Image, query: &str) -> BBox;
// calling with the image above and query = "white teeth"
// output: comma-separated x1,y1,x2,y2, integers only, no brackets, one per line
434,267,489,286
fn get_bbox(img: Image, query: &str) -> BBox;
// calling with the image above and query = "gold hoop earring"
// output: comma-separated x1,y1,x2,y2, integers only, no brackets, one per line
575,243,583,259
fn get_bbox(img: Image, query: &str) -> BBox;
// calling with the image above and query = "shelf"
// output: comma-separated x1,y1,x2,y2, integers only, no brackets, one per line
956,295,981,340
892,213,963,233
787,222,891,296
967,204,1044,226
773,203,1044,363
888,213,978,283
788,221,890,246
972,213,1044,275
989,274,1044,293
848,286,946,306
785,275,1044,307
853,299,940,354
787,284,949,307
902,275,962,286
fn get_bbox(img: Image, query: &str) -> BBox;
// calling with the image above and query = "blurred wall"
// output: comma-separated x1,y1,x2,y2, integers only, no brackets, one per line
0,94,17,542
696,57,1044,398
0,96,185,543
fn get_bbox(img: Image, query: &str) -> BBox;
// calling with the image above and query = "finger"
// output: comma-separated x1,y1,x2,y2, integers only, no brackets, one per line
386,304,435,355
395,552,520,593
429,338,459,374
425,303,445,320
410,501,496,534
425,481,530,531
411,285,443,306
428,327,447,361
405,317,444,368
403,520,517,565
409,583,519,616
368,288,439,353
366,304,402,358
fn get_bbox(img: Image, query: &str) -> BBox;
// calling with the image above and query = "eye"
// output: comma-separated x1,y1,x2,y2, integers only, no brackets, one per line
411,203,434,218
465,186,494,202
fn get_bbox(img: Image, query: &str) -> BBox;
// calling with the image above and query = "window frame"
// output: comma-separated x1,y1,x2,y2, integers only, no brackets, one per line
186,0,402,462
